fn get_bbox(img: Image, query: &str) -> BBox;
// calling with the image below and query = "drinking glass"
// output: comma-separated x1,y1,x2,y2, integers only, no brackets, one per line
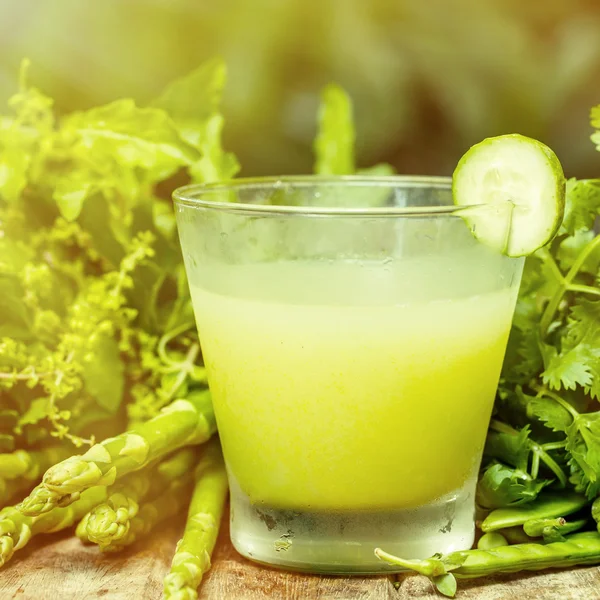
173,176,524,573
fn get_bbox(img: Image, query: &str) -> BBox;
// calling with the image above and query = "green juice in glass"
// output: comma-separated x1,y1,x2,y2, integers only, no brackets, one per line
189,254,521,570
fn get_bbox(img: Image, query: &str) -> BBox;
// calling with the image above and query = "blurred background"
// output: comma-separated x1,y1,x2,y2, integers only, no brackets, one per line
1,0,599,178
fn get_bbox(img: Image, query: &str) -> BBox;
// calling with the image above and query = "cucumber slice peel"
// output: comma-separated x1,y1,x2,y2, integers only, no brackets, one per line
452,134,566,257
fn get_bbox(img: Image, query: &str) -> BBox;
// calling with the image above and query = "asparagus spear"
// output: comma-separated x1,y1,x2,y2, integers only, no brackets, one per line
75,469,152,546
19,391,215,516
101,477,193,553
163,439,228,600
77,446,199,548
0,486,107,567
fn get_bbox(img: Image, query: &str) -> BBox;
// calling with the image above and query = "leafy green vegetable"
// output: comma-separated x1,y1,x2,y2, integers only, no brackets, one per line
153,57,240,184
479,104,600,510
0,58,235,455
477,462,551,509
561,179,600,235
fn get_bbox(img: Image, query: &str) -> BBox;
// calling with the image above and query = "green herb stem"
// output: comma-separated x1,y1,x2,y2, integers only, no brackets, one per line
157,321,196,367
489,420,567,487
567,284,600,297
540,234,600,335
489,419,517,436
0,371,51,380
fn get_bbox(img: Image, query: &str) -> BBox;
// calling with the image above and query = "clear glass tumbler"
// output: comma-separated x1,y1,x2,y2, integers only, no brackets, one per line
173,176,525,574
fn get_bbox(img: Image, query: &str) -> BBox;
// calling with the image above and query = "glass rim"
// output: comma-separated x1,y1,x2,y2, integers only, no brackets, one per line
172,175,486,217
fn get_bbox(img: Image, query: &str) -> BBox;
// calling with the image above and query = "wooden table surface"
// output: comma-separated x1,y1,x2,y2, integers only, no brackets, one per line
1,506,600,600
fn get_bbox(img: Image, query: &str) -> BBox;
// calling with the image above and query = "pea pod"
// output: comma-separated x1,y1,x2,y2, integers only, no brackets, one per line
481,492,588,532
499,526,534,545
477,532,508,550
555,519,588,536
523,518,565,537
528,518,589,543
375,532,600,598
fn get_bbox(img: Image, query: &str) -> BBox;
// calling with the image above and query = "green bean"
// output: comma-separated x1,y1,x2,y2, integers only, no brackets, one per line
477,532,508,550
481,492,588,532
375,532,600,598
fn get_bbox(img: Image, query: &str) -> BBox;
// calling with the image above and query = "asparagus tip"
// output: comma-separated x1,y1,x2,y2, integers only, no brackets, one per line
86,501,135,546
163,572,199,600
0,536,15,567
17,486,59,516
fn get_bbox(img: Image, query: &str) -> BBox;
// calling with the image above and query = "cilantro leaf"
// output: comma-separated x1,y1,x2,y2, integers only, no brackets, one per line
477,462,551,509
502,315,543,385
552,299,600,398
539,299,600,395
542,343,594,391
556,230,600,274
484,427,532,470
526,395,573,433
565,412,600,498
560,178,600,235
564,299,600,350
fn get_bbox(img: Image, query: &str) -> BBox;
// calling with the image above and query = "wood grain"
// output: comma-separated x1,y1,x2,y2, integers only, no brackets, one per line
1,506,600,599
0,516,186,600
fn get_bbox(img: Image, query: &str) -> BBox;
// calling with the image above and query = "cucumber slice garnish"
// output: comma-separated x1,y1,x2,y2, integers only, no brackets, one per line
452,134,566,257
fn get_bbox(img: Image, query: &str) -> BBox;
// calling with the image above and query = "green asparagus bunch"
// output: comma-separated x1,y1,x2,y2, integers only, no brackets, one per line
18,390,215,516
0,391,216,567
77,446,199,548
163,439,228,600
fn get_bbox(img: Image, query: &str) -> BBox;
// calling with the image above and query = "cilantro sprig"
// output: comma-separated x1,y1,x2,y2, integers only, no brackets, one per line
479,116,600,506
